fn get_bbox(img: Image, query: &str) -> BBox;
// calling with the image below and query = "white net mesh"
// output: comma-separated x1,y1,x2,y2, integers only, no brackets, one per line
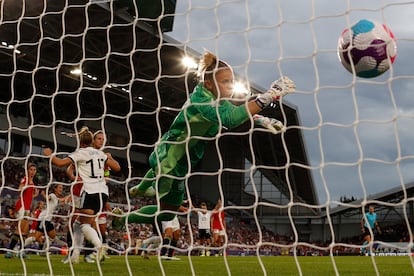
1,0,414,275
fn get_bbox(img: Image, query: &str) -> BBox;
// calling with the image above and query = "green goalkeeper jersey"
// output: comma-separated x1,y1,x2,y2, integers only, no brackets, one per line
141,84,250,206
148,83,250,175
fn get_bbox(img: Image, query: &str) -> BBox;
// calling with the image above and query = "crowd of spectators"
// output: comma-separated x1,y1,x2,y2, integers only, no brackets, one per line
1,159,413,257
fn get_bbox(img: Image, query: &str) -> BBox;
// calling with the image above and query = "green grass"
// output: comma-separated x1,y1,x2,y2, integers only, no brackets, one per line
0,254,413,276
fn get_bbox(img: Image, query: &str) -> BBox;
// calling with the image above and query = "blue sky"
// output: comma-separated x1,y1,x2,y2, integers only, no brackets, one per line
169,0,414,204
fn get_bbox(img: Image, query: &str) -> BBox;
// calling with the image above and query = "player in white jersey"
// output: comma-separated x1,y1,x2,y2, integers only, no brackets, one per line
63,129,119,263
43,126,121,263
24,184,70,252
196,202,212,256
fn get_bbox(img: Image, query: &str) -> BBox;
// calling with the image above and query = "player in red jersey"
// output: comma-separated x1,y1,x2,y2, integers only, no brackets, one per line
211,199,226,256
29,201,45,235
5,163,43,258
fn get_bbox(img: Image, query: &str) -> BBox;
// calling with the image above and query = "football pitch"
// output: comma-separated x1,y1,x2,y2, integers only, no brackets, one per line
0,255,413,275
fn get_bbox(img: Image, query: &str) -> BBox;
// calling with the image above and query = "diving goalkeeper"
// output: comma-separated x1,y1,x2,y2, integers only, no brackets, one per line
113,51,295,228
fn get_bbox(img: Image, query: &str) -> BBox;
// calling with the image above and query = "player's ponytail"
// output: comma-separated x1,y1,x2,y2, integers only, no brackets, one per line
60,127,93,146
198,51,232,83
78,126,93,146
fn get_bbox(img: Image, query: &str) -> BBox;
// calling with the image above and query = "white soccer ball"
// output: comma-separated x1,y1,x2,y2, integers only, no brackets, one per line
337,19,397,78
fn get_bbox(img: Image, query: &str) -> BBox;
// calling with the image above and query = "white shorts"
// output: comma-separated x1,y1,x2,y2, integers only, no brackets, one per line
162,216,180,232
71,195,81,209
97,213,107,225
213,229,226,236
15,207,30,220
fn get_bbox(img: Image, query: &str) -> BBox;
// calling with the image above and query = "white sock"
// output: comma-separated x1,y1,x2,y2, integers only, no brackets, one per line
80,224,102,248
72,221,84,259
144,236,161,247
24,236,35,247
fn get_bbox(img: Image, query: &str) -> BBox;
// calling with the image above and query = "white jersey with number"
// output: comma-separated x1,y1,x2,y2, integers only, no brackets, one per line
39,193,59,222
69,147,108,195
197,210,211,230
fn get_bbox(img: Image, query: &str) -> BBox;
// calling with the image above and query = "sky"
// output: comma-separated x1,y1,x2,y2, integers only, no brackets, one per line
168,0,414,204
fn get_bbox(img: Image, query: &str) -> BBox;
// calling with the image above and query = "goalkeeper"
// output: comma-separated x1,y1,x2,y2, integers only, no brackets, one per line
114,51,296,228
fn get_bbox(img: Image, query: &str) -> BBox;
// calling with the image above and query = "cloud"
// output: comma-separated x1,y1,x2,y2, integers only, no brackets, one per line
171,0,414,203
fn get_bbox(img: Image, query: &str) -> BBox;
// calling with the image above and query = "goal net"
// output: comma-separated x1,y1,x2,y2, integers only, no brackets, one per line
1,0,414,275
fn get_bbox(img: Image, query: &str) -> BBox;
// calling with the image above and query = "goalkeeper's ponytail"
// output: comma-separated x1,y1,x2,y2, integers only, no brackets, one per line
198,51,232,83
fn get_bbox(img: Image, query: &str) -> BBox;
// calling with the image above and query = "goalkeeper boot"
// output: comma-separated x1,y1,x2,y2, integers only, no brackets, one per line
4,252,13,259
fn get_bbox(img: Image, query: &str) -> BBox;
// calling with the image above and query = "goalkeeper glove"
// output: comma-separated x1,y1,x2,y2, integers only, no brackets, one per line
255,76,296,109
253,114,286,134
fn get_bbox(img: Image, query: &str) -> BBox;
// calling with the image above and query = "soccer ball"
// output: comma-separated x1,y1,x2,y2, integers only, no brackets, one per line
337,19,397,78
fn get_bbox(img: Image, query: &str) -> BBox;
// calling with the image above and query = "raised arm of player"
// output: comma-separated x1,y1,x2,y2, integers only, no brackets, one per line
105,152,121,173
43,147,73,167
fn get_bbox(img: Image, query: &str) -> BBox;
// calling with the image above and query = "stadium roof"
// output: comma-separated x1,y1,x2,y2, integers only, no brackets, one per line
0,1,317,207
322,181,414,218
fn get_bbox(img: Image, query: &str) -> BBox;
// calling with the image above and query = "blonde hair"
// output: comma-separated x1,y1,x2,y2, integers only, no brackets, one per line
78,126,93,146
197,51,232,82
61,127,94,146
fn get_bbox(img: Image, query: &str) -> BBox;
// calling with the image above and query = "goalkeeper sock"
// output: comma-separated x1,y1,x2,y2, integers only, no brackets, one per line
160,237,171,256
125,205,176,225
168,240,177,257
